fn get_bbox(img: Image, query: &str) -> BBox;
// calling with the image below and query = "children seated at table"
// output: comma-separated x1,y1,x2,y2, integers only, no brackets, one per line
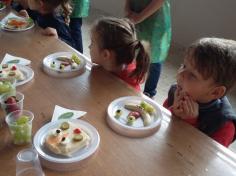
89,17,150,91
12,0,75,47
163,37,236,147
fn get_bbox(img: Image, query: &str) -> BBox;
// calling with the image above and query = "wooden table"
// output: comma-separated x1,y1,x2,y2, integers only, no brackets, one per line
1,9,236,176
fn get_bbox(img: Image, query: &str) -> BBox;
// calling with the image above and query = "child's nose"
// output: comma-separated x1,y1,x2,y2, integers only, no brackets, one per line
177,69,185,82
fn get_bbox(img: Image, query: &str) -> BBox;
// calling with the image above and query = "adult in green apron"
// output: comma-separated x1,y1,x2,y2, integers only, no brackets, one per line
70,0,90,53
125,0,171,98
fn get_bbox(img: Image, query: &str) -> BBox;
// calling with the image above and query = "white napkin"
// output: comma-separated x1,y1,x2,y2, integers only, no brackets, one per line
51,105,87,122
1,12,22,24
1,53,31,65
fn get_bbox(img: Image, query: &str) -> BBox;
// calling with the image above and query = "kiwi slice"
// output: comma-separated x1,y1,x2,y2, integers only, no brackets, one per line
127,116,136,126
115,109,122,118
73,134,83,142
60,122,70,130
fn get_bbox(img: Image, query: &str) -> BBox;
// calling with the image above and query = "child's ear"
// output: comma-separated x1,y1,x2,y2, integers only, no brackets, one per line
39,0,46,12
102,49,112,60
210,86,226,99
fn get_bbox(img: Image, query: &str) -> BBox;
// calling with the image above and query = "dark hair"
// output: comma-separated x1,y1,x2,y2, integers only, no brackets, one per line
41,0,72,24
186,37,236,93
92,17,150,83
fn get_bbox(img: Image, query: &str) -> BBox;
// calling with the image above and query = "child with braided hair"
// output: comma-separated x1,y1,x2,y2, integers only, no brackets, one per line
89,17,150,91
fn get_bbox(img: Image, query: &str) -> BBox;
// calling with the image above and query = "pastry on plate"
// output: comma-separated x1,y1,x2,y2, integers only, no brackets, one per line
0,64,25,81
4,18,29,29
44,121,90,156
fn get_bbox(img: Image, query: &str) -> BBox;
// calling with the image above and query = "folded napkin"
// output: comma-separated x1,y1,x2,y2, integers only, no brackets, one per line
51,105,87,122
0,12,22,25
1,53,31,65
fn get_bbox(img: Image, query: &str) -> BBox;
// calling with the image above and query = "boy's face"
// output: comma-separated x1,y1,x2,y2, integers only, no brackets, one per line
177,56,217,103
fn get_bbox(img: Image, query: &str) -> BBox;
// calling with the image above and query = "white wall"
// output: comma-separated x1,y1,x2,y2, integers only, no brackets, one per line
91,0,125,17
171,0,236,48
91,0,236,48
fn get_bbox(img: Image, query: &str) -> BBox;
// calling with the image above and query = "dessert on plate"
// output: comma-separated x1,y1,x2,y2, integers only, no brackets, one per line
0,64,25,81
4,17,29,30
44,121,90,156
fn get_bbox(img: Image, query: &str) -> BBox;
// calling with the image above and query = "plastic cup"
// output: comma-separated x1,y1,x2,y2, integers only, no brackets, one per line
0,91,24,115
16,148,45,176
0,78,16,96
5,110,34,145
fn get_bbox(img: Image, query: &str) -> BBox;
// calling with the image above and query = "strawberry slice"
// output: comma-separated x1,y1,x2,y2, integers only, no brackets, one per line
11,65,17,71
5,96,17,104
73,128,81,134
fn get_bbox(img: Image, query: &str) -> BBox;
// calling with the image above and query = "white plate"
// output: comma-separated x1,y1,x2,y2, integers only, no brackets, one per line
0,12,34,32
15,64,34,86
33,119,100,171
0,2,6,11
107,96,162,137
43,52,86,78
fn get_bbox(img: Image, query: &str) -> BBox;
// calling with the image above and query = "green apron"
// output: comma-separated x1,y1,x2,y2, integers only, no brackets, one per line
129,0,171,63
71,0,90,18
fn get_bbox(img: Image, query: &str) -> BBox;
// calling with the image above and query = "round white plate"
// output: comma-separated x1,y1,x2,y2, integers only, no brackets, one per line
107,96,162,137
33,119,100,171
43,52,86,78
1,17,34,32
15,64,34,86
0,3,6,11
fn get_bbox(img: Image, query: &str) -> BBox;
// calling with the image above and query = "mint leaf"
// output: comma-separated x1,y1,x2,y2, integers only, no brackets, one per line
58,112,74,119
7,59,20,64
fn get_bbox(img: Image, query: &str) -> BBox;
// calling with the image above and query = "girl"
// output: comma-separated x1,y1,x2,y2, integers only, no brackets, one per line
89,17,150,91
125,0,172,98
12,0,75,47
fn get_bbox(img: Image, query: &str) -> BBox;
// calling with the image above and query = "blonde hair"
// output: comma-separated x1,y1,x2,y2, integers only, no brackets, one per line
40,0,72,24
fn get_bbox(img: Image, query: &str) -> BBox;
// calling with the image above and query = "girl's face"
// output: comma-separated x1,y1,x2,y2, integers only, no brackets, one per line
28,0,47,14
177,57,217,103
89,31,103,65
28,0,41,11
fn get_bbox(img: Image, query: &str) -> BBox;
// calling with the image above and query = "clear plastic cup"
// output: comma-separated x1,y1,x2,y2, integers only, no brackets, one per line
16,148,44,176
0,91,24,115
5,110,34,145
0,78,16,96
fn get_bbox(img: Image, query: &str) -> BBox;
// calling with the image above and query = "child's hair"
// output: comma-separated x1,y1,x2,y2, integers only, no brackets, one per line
186,37,236,93
40,0,72,23
92,17,150,83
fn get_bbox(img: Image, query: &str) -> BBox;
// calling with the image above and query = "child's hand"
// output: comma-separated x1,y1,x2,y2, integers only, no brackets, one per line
172,88,185,117
41,27,58,38
18,10,29,18
172,89,199,119
180,96,199,119
126,12,142,24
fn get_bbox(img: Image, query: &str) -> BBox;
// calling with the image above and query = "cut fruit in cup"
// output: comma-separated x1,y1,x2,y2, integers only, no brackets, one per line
5,110,34,145
0,91,24,114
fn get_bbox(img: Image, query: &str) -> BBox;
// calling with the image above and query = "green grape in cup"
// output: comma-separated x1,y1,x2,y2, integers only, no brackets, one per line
5,110,34,145
0,79,16,95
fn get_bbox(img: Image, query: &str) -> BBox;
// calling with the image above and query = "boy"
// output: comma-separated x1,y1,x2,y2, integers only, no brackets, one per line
163,38,236,147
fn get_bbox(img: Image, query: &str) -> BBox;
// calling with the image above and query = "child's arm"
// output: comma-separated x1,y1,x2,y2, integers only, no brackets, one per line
41,27,58,38
210,121,235,147
126,0,165,24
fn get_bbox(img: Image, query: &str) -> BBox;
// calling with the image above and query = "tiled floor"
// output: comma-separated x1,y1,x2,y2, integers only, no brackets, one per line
81,8,236,152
